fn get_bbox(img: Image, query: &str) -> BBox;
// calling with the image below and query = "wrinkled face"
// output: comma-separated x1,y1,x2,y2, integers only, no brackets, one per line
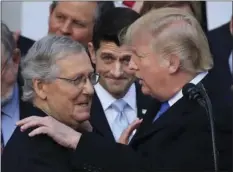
48,2,97,45
42,53,94,128
1,45,20,105
127,32,170,101
94,41,136,98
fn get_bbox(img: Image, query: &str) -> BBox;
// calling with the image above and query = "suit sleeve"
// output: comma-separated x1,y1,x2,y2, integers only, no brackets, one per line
69,132,151,172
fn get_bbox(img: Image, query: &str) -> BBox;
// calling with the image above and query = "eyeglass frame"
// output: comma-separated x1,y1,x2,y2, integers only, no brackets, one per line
56,72,100,87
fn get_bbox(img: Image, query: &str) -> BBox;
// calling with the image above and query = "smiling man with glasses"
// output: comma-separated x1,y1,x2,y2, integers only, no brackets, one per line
2,34,100,171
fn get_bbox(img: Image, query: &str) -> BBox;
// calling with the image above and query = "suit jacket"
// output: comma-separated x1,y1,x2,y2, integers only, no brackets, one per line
90,82,153,142
207,22,233,99
17,35,35,57
69,74,232,172
2,106,77,172
2,76,30,148
17,73,31,120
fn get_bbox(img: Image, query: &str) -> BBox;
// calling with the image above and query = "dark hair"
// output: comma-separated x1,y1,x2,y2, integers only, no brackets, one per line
50,1,115,23
92,7,140,50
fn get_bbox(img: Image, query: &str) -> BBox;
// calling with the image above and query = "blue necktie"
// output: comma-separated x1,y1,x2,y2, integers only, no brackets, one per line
111,99,129,141
153,101,170,122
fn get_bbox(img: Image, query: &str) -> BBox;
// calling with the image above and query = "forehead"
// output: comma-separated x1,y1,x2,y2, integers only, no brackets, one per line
98,41,131,56
55,2,97,22
56,52,93,76
128,31,153,55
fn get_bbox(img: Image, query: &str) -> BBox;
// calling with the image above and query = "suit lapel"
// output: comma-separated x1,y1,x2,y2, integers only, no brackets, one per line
90,92,115,141
135,82,152,118
132,97,194,142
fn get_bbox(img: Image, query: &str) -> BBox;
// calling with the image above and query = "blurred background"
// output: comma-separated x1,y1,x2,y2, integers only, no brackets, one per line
1,1,232,41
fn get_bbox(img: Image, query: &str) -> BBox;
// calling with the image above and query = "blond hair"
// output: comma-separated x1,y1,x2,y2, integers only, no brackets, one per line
124,8,213,74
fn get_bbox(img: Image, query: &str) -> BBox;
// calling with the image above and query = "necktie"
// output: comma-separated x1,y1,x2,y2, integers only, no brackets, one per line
153,101,170,122
111,99,128,141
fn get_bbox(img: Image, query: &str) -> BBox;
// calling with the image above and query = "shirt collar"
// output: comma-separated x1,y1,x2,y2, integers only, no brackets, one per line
94,83,137,111
2,83,19,118
168,71,208,107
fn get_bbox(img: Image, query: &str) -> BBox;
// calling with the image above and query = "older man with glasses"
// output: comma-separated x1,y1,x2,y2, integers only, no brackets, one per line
2,34,101,171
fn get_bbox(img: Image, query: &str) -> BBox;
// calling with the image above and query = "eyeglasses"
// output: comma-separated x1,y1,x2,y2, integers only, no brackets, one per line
56,72,100,87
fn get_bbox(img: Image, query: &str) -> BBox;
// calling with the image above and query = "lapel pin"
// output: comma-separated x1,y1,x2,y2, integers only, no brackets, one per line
142,109,147,114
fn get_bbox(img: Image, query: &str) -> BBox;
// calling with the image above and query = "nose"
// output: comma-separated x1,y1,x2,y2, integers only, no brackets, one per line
110,62,123,78
60,20,71,35
82,78,94,96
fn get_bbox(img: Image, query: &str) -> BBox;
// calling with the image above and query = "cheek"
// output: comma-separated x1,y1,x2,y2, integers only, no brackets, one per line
2,69,17,84
48,17,58,31
95,62,111,75
47,84,80,106
72,28,90,40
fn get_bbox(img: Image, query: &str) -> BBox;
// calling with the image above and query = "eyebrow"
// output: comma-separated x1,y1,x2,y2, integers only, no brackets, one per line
100,52,116,58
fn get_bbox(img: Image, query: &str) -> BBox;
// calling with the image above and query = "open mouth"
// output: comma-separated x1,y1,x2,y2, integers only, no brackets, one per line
78,102,89,107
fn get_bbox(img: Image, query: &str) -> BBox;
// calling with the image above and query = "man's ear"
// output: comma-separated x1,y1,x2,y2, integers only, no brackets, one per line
168,54,180,74
88,42,96,64
33,79,48,100
12,48,21,66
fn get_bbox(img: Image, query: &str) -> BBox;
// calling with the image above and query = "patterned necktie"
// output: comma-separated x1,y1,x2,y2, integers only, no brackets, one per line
153,101,170,122
111,99,129,141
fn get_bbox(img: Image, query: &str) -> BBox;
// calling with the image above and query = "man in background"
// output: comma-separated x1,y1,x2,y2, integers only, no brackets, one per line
17,1,114,56
207,16,233,95
1,22,33,148
88,7,152,142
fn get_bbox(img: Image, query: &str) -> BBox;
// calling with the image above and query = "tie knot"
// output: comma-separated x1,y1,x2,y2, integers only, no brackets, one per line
112,99,127,112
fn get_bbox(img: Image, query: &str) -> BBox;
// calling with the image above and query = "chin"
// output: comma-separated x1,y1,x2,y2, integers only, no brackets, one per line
74,111,90,122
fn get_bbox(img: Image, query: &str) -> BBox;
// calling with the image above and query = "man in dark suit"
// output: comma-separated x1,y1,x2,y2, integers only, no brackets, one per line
87,7,152,142
16,8,232,172
1,22,33,149
207,16,233,101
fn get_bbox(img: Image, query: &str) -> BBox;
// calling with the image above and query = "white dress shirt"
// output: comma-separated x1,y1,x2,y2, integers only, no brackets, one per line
94,83,137,140
168,72,208,107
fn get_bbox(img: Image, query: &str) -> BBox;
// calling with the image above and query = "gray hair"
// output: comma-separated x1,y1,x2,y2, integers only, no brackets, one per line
1,22,16,59
21,34,86,102
50,1,110,23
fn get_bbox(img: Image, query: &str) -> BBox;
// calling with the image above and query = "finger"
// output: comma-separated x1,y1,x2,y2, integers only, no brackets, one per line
20,120,45,132
28,126,48,137
16,116,42,126
118,118,143,144
124,118,143,136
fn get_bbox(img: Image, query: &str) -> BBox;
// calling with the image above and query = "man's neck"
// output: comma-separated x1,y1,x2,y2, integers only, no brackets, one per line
166,71,196,101
98,82,132,99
